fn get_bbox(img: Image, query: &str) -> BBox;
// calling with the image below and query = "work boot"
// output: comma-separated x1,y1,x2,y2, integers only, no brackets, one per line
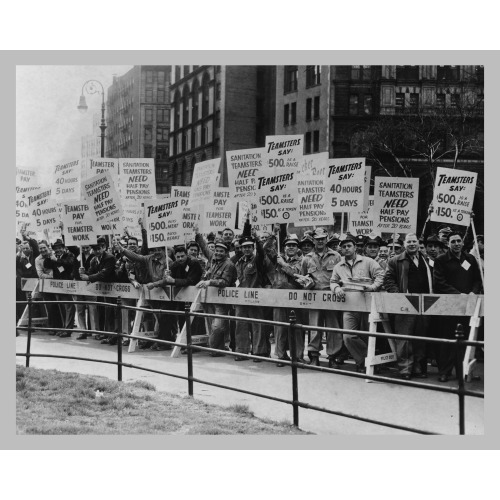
308,353,320,366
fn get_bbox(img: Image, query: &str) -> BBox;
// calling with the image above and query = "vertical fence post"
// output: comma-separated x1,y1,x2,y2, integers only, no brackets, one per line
185,302,193,396
116,296,122,382
455,323,466,435
26,292,33,368
288,310,299,428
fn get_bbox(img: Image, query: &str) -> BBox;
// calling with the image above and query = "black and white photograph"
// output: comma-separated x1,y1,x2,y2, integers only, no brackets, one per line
14,62,485,437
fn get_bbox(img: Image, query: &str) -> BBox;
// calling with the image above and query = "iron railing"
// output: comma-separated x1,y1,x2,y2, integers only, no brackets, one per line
16,294,484,435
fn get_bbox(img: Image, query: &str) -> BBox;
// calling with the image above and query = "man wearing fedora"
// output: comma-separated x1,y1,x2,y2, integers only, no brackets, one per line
44,238,76,337
298,227,342,367
196,239,237,355
81,237,117,342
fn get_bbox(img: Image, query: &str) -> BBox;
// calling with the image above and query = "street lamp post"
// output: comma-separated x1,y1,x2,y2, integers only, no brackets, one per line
77,80,107,158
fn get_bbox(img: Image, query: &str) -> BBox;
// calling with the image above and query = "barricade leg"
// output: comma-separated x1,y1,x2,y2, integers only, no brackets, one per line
128,290,146,353
116,297,122,382
185,302,193,396
464,297,482,382
26,293,33,368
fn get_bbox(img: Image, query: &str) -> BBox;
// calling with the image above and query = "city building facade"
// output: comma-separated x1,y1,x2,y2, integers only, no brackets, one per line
80,112,102,158
166,65,276,190
106,65,171,193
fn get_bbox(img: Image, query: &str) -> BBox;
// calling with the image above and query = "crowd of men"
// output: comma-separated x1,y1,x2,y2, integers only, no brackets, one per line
16,213,484,383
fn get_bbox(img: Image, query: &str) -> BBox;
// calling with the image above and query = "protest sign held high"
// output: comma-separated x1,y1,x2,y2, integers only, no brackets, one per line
201,187,237,233
145,196,184,248
62,202,98,245
83,172,124,235
256,134,303,225
430,167,478,227
295,152,329,227
122,200,145,239
373,177,419,234
120,159,156,200
188,158,221,211
324,158,366,212
226,147,263,199
16,167,41,236
27,187,60,235
83,157,120,188
52,159,81,201
171,186,200,242
350,196,375,236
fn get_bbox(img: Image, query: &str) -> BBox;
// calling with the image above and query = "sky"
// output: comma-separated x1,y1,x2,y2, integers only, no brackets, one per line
16,65,133,184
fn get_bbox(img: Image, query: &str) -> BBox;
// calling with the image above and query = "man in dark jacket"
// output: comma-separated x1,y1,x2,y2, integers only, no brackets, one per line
80,237,117,340
161,245,204,350
233,226,270,361
196,240,237,354
433,231,482,382
384,233,433,379
44,239,76,337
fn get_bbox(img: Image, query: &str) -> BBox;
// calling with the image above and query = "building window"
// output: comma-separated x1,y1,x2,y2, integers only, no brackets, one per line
158,71,165,86
144,145,152,158
351,65,360,79
145,90,153,102
182,134,187,152
305,132,312,154
396,65,419,80
144,127,152,141
156,147,168,160
436,93,445,109
201,126,206,145
215,66,222,73
409,93,419,111
313,130,319,152
291,102,297,124
145,108,153,122
146,70,153,84
183,66,190,78
437,65,460,80
363,95,373,115
314,96,320,119
306,65,321,87
183,86,190,125
174,91,181,129
157,108,167,123
157,90,165,103
191,128,197,149
192,81,199,122
450,93,460,109
284,104,289,126
349,95,359,115
175,66,181,81
202,73,210,117
284,66,298,93
395,93,405,114
157,128,168,141
306,98,312,121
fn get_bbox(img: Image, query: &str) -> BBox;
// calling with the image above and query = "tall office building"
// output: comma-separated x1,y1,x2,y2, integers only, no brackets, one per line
106,65,171,193
166,65,276,190
80,112,101,158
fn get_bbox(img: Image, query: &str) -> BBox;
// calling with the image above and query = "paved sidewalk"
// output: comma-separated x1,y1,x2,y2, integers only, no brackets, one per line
16,332,484,435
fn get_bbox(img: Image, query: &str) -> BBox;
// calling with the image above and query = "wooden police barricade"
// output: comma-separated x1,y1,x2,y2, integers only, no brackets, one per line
18,278,47,328
421,293,484,382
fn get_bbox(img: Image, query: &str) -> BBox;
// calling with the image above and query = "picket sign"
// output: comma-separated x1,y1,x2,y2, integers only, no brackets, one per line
463,296,483,382
18,279,47,327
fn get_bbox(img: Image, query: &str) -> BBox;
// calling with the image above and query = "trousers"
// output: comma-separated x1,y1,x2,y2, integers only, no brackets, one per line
307,309,341,357
204,303,231,350
342,311,370,365
234,305,269,355
273,307,305,359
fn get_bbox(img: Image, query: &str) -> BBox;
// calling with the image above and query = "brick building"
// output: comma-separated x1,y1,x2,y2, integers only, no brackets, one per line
166,65,276,190
106,65,171,193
